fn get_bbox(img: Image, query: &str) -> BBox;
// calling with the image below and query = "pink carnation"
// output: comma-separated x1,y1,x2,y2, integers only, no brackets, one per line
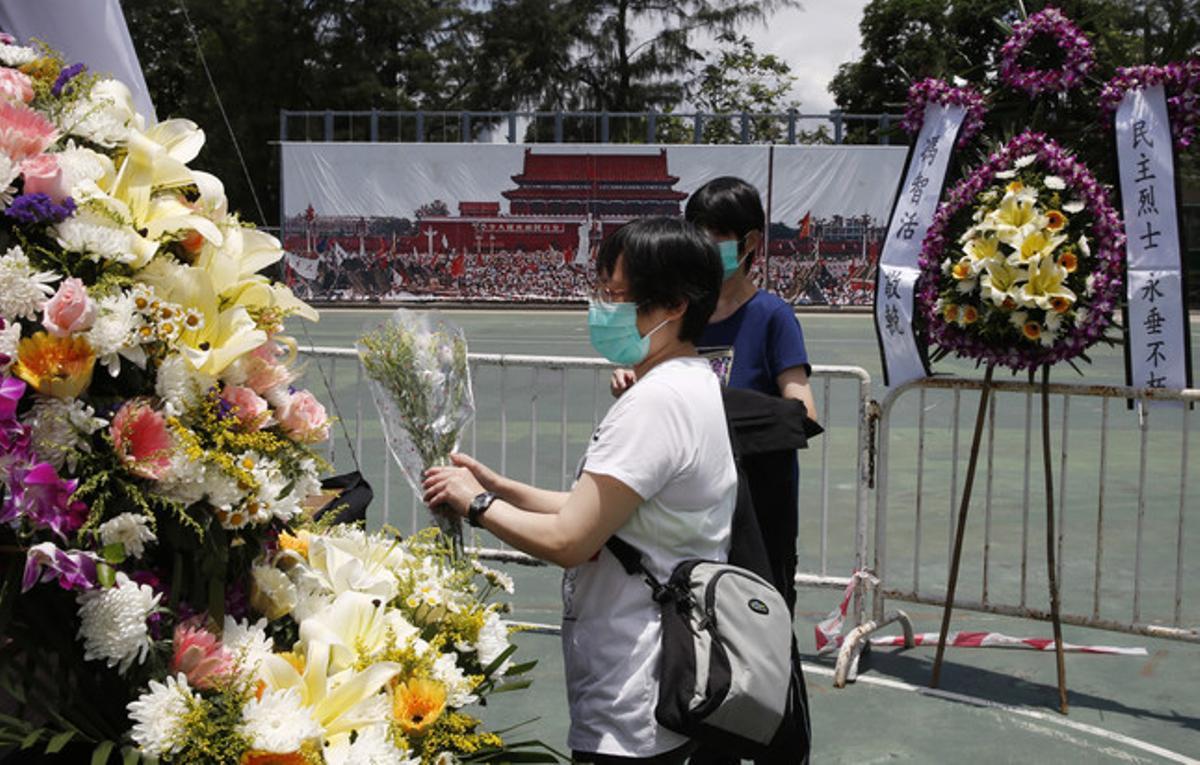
42,277,95,336
110,399,173,480
221,384,270,430
0,102,57,163
277,390,329,443
21,153,69,203
0,68,33,104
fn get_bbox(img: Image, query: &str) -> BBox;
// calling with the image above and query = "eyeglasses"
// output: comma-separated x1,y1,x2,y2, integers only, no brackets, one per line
590,284,632,306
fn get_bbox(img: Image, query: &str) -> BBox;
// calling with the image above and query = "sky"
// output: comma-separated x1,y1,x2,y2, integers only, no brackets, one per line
746,0,871,113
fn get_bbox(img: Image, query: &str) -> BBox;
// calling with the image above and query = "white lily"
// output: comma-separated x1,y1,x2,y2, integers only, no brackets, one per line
980,258,1027,310
1021,256,1076,313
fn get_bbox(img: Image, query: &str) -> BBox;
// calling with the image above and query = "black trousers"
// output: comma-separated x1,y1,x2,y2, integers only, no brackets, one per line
573,743,694,764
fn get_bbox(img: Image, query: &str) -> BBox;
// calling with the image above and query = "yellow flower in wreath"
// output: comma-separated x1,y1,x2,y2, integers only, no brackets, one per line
393,676,448,736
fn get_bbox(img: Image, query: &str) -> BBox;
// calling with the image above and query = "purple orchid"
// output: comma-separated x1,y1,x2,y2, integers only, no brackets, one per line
999,7,1095,97
901,78,987,148
22,541,99,592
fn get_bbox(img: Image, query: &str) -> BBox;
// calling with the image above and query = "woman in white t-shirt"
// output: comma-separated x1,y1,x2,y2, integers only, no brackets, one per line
423,217,736,764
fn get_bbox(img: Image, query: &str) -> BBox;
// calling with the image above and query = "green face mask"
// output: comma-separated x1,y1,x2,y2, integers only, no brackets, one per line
718,239,747,280
588,300,670,366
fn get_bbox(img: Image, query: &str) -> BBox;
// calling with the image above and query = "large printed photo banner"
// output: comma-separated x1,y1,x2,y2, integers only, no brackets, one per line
1115,85,1193,403
873,104,967,387
280,143,906,305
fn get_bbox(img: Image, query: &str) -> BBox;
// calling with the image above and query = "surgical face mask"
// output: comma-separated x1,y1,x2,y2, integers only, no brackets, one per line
588,300,671,366
717,239,747,280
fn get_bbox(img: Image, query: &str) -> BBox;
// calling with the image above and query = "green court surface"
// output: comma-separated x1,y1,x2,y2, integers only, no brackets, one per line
297,307,1200,763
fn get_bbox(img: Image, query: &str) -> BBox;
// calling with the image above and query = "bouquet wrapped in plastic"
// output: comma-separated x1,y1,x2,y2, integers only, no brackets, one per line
357,309,474,543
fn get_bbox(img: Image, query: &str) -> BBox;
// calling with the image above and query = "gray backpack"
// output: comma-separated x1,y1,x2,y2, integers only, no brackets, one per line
605,536,794,755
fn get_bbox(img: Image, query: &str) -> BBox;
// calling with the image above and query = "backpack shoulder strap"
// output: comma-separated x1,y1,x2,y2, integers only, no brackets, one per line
605,535,647,576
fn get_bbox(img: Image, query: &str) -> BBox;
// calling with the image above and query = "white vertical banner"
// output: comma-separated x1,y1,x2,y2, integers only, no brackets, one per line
1115,85,1192,401
0,0,156,123
874,104,966,387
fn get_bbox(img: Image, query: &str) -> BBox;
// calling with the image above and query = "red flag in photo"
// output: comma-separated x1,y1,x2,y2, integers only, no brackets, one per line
451,253,466,277
798,212,812,239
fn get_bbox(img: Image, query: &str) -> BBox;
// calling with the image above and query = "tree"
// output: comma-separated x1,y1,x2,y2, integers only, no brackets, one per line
690,33,800,143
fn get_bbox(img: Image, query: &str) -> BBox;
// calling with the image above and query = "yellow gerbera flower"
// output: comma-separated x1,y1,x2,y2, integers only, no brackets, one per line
1058,250,1078,273
13,332,95,398
1045,210,1067,231
1022,321,1042,341
962,305,979,324
393,677,447,736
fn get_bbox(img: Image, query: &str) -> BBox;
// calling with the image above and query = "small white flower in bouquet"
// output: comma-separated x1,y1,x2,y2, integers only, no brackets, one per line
357,309,474,546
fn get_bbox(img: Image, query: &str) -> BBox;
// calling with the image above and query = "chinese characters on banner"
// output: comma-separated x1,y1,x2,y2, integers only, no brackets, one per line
1115,85,1193,404
874,104,967,386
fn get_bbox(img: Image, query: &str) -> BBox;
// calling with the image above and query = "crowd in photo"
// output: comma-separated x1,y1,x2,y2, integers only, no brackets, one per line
285,241,877,306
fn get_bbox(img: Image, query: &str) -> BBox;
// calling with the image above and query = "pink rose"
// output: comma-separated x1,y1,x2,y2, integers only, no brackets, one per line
42,278,95,337
221,384,270,430
20,153,69,203
0,68,33,104
277,390,329,443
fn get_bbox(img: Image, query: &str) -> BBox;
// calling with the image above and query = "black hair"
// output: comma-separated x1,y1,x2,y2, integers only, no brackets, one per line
595,217,721,343
684,176,766,270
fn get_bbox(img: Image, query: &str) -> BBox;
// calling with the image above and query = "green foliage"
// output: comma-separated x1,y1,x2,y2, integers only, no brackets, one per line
691,33,800,143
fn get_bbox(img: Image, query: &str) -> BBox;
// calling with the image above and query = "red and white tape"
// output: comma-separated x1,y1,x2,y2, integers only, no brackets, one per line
815,571,1146,657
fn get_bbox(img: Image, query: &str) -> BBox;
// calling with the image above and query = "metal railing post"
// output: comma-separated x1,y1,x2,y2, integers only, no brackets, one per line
416,111,425,143
369,109,379,142
693,113,703,143
646,109,657,143
879,113,890,145
600,112,610,143
832,110,844,144
787,108,797,144
323,110,334,141
554,111,564,143
461,112,471,142
740,111,750,143
508,112,517,144
279,109,288,143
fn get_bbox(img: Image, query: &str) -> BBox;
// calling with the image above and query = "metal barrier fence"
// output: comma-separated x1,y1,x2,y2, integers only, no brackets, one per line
832,377,1200,683
299,346,1200,683
299,346,873,621
280,109,904,145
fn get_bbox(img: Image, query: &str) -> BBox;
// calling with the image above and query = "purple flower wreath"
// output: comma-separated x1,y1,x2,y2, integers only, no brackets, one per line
999,7,1095,97
1099,60,1200,150
900,78,987,148
917,131,1125,372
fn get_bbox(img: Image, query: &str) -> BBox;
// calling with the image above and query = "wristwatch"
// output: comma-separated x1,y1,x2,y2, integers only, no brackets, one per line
467,491,497,528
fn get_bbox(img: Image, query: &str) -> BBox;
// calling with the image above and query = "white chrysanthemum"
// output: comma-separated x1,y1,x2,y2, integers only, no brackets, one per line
237,687,321,754
76,573,160,674
153,451,208,506
432,651,477,707
472,561,515,594
476,610,512,674
1043,175,1066,190
0,246,56,320
54,209,139,264
1062,199,1085,214
127,673,195,757
1075,307,1089,325
0,318,19,371
1013,154,1037,169
222,616,274,673
64,79,141,148
98,513,156,559
434,752,461,765
56,141,116,196
203,465,244,509
325,723,418,765
993,169,1018,180
88,292,145,375
0,152,19,206
29,396,106,471
0,43,37,67
155,354,215,417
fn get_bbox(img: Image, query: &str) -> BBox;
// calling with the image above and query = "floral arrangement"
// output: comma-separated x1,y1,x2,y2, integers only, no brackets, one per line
999,6,1095,97
900,78,987,148
1099,60,1200,149
122,526,550,764
0,36,544,765
917,130,1125,371
358,310,473,543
